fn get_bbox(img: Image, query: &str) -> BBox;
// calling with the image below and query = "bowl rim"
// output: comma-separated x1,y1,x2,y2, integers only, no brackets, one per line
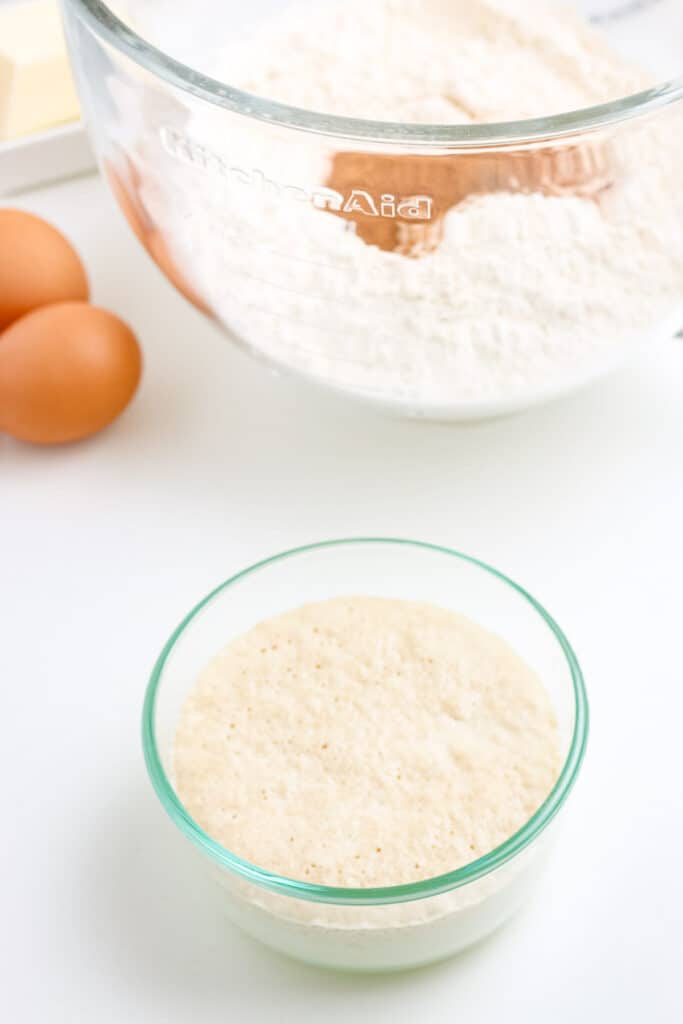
142,537,589,906
64,0,683,146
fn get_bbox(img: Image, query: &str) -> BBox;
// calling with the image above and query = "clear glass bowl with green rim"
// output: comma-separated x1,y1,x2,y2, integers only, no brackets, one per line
142,538,588,971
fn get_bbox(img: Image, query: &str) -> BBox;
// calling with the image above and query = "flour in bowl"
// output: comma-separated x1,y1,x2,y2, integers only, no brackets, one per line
221,0,648,123
174,597,561,886
117,0,683,410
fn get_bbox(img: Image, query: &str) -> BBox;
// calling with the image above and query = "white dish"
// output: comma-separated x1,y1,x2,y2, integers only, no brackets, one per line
0,120,94,196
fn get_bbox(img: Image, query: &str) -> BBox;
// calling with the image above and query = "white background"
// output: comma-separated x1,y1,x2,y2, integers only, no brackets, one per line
2,173,683,1022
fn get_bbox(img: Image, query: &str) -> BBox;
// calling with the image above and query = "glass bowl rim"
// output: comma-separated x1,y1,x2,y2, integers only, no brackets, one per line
142,537,589,907
65,0,683,146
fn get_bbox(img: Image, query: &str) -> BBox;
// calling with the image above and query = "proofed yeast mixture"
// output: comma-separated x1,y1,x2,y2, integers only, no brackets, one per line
175,598,561,887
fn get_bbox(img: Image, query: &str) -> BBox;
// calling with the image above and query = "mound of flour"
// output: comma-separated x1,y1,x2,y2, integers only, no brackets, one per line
221,0,648,123
175,597,560,887
128,0,683,407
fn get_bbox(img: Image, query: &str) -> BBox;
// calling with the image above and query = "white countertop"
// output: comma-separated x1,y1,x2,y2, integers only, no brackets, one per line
2,171,682,1023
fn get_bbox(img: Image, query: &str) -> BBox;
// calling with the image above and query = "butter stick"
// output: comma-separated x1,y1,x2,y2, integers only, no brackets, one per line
0,0,81,141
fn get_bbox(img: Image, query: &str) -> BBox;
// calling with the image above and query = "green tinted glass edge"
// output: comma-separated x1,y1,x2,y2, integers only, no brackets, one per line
142,538,589,907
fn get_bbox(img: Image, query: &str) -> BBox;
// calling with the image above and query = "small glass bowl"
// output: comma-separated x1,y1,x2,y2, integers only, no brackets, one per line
143,539,588,971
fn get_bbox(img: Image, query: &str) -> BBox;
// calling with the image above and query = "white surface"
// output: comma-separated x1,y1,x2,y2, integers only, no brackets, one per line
1,172,682,1022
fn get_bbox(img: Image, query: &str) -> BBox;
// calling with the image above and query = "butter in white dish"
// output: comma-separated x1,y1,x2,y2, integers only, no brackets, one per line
0,0,80,141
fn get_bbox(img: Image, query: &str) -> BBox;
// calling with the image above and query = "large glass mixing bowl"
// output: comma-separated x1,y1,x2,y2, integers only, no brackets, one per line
62,0,683,420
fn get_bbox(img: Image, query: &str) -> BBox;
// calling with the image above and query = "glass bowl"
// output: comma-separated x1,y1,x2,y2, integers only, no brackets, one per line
62,0,683,420
142,539,588,971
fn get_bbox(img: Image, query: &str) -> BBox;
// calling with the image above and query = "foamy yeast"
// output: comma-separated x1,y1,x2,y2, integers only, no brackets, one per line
175,597,561,887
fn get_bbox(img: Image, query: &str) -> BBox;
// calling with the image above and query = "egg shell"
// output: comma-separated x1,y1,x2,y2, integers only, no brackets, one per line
0,301,142,445
0,209,89,331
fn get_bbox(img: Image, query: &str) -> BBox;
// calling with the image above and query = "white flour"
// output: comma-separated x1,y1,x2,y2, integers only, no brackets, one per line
124,0,683,408
222,0,648,123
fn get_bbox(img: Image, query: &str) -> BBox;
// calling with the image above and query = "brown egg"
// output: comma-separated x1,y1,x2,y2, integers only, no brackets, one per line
0,302,142,445
0,209,89,330
147,229,212,317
